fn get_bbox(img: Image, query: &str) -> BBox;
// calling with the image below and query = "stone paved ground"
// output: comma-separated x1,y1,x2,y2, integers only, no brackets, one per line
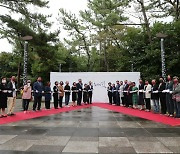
0,100,180,153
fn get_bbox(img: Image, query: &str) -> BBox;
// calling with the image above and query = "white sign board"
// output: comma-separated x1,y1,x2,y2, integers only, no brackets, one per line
50,72,140,103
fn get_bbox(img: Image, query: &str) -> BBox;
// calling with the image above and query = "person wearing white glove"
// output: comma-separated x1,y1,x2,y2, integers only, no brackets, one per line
165,75,174,117
7,76,17,116
158,77,167,114
144,80,152,112
0,77,8,117
151,79,160,113
22,80,32,113
33,77,44,111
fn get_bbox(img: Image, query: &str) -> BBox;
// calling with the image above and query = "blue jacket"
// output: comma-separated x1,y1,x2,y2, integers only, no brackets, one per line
45,86,51,101
33,81,44,97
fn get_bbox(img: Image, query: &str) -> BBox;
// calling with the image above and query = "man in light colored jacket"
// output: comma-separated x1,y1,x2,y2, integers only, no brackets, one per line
144,80,152,112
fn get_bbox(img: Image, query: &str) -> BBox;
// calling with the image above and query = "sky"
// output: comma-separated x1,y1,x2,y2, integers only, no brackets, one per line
0,0,88,52
0,0,172,53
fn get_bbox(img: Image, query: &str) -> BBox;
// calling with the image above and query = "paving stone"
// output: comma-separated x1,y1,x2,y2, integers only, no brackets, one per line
99,137,132,147
62,141,98,153
0,102,179,153
157,137,180,146
34,136,70,146
0,135,17,144
130,141,173,153
27,145,64,152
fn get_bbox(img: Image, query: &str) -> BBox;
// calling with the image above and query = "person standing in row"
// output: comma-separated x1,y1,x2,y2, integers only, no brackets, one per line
33,77,43,111
107,82,112,104
7,76,17,116
151,79,159,113
53,81,59,109
123,80,129,107
166,75,174,117
144,80,152,112
77,79,83,106
88,81,93,104
112,83,116,105
158,77,167,114
119,81,124,106
127,81,133,108
132,82,138,109
64,81,71,107
138,79,145,110
59,81,64,108
71,82,77,107
0,77,8,117
22,80,32,113
172,77,180,118
44,82,51,109
83,84,89,105
116,81,120,106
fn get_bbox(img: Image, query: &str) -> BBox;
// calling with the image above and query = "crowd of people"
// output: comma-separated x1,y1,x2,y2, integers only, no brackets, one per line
0,75,180,119
0,77,93,117
107,75,180,118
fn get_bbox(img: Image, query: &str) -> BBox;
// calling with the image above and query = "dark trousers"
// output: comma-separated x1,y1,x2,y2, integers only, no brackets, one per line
108,93,112,104
160,96,167,114
59,96,63,108
166,93,174,115
45,101,50,109
175,101,180,118
116,93,120,106
138,94,144,105
23,99,30,111
53,94,58,109
22,100,24,110
88,92,92,104
128,94,133,106
65,94,70,106
121,97,125,105
113,93,116,104
33,96,42,110
77,92,82,105
145,98,151,110
124,93,128,107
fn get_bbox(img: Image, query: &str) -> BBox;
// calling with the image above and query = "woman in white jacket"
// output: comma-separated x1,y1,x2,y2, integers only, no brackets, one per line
144,80,152,112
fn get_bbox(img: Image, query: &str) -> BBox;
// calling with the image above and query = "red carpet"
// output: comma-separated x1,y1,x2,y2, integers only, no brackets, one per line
92,103,180,126
0,105,91,125
1,103,180,126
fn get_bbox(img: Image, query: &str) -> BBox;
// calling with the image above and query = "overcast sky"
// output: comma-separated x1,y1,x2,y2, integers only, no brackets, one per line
0,0,172,52
0,0,88,52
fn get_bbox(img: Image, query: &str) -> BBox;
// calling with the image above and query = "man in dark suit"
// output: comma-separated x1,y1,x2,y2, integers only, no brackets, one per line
116,80,120,106
107,82,113,104
7,76,17,116
123,80,129,107
76,79,83,106
158,77,167,114
138,79,145,110
33,77,44,111
151,79,159,113
88,81,93,104
166,75,174,117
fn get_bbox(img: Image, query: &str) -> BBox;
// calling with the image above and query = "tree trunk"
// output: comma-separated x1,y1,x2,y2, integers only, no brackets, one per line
104,41,109,72
137,0,152,43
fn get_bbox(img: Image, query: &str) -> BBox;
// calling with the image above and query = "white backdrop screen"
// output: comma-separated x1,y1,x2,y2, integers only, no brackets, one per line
50,72,140,103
